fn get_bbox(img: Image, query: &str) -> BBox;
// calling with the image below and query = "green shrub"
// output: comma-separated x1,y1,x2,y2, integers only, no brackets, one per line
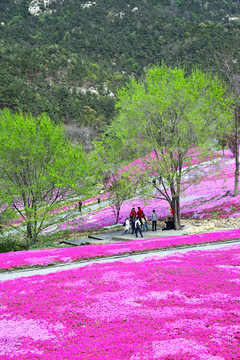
0,235,29,253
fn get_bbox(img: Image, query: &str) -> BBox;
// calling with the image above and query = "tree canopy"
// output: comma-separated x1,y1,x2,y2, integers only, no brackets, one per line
108,65,233,228
1,0,240,130
0,109,92,243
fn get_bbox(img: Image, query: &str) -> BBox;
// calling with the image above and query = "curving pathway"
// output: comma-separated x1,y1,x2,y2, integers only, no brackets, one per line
1,240,240,282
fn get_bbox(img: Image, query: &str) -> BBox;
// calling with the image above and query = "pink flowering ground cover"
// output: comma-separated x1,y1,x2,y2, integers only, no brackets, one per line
1,244,240,359
8,150,236,232
1,229,240,271
4,192,109,229
57,151,240,233
4,150,236,232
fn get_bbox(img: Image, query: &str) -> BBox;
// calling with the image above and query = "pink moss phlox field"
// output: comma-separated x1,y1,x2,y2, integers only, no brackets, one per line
120,148,220,174
58,151,239,232
1,245,240,359
7,150,237,232
5,193,109,228
1,229,240,270
1,149,235,232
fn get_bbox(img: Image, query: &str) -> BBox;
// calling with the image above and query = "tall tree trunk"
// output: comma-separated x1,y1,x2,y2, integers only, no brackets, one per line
170,189,181,230
32,198,38,243
26,221,33,244
116,204,120,224
175,195,181,230
23,195,34,245
234,106,240,196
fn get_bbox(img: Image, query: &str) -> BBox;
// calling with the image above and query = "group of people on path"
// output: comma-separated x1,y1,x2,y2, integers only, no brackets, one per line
124,207,176,238
133,207,149,237
124,207,148,238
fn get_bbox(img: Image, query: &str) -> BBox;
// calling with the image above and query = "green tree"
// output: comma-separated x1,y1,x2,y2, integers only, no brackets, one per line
92,135,137,224
109,65,233,229
103,170,136,224
0,109,91,244
207,41,240,195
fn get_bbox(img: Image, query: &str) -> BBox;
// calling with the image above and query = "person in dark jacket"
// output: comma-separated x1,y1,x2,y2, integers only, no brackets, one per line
162,216,175,231
135,217,143,238
78,200,82,213
130,215,136,234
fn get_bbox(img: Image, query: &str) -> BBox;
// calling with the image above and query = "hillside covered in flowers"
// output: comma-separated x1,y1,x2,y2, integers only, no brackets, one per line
58,150,238,233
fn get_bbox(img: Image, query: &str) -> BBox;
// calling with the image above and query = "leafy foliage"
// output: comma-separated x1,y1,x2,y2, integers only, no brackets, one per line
110,65,233,228
0,109,92,243
0,235,28,253
1,0,240,130
104,171,136,224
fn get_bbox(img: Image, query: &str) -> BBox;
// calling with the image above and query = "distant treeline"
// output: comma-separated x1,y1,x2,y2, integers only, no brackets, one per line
1,0,240,130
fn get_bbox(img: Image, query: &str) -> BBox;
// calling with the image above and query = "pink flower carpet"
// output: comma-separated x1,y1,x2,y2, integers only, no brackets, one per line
58,151,239,232
1,149,240,359
5,150,239,233
1,229,240,271
0,244,240,359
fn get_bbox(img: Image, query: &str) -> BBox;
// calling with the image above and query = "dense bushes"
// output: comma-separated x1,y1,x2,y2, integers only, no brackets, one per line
0,235,29,253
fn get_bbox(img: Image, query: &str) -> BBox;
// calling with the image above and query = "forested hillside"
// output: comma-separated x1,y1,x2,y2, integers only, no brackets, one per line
1,0,240,137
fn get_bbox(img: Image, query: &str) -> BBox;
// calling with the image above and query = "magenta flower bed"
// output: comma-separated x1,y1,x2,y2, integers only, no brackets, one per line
6,192,109,228
57,151,240,233
1,244,240,359
1,229,240,271
8,150,238,233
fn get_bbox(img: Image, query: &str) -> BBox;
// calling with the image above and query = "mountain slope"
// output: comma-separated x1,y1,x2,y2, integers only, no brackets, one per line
1,0,240,131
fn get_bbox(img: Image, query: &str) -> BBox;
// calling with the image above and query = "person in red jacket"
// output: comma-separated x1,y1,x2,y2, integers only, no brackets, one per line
129,207,137,234
137,206,143,220
129,207,137,218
